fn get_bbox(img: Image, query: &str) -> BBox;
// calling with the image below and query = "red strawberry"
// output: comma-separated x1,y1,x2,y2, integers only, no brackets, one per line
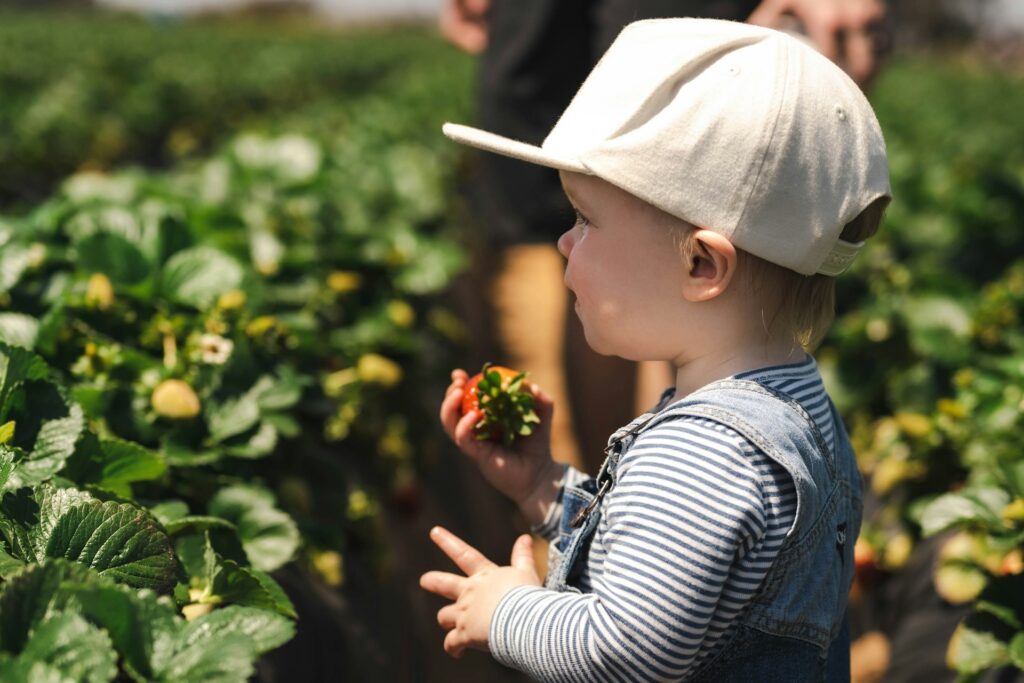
460,363,540,446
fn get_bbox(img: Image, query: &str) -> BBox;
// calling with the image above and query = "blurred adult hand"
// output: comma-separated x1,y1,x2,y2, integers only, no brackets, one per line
439,0,490,54
748,0,890,90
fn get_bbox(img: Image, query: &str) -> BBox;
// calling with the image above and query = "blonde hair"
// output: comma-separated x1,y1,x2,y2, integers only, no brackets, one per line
672,198,888,352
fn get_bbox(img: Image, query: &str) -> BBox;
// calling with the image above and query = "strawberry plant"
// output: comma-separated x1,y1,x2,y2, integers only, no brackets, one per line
819,54,1024,678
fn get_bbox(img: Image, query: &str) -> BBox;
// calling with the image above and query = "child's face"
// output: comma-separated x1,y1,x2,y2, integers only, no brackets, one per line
557,172,690,361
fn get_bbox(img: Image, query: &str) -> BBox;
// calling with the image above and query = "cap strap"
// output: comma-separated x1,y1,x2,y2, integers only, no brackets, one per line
817,239,864,276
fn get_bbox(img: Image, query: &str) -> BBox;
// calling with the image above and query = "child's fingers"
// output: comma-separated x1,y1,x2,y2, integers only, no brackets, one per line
444,370,467,398
509,534,537,576
436,604,458,630
452,408,482,447
443,630,466,659
439,386,466,439
429,526,495,575
530,385,555,422
419,570,467,601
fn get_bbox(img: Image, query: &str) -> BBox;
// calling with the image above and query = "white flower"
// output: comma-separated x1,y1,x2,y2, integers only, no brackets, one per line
198,334,234,365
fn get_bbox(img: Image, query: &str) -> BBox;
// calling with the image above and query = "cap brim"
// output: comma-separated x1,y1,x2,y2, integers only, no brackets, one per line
442,123,590,174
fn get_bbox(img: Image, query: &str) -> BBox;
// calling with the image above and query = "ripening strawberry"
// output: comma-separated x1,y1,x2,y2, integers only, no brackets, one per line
460,364,540,447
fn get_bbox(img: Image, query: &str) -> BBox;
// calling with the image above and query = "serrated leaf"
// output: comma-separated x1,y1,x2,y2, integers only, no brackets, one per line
0,314,39,350
0,657,70,683
42,499,179,592
31,484,96,560
208,486,298,572
21,611,117,683
0,487,40,561
210,560,295,618
158,631,255,683
0,344,50,420
0,444,14,489
68,582,180,680
161,246,244,309
15,402,85,487
75,230,150,286
0,559,99,652
179,605,294,656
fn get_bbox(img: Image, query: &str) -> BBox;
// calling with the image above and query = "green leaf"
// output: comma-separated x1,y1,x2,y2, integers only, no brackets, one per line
0,243,39,295
920,491,1009,537
20,611,117,683
157,630,255,683
0,421,14,445
949,615,1011,674
208,486,298,572
42,498,179,592
0,545,24,577
15,403,85,487
224,422,277,459
393,239,465,295
163,516,236,538
148,501,189,526
31,484,96,560
0,344,49,420
0,314,39,350
0,444,14,490
1009,632,1024,670
903,295,972,363
249,372,304,412
63,434,165,495
210,559,296,618
95,438,166,491
161,246,244,309
206,394,260,444
0,559,98,652
75,231,150,285
0,487,40,561
0,657,70,683
179,605,294,656
68,582,180,680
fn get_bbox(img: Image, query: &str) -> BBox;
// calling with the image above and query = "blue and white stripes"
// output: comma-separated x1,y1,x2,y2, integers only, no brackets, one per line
490,356,834,681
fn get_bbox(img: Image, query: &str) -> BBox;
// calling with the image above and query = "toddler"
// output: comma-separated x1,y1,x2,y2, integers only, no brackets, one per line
421,17,890,682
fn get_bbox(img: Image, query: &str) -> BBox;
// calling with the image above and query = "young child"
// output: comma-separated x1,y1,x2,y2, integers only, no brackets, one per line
421,17,890,681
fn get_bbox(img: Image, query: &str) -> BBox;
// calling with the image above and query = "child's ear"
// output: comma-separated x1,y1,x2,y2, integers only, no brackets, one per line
681,229,737,302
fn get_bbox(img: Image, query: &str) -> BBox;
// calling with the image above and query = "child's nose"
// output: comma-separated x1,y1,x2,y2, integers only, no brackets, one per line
557,228,575,258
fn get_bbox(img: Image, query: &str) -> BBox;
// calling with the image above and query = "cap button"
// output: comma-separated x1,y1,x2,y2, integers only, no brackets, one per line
835,105,848,122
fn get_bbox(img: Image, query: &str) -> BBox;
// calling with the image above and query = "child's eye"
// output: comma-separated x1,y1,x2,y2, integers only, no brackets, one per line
573,210,591,229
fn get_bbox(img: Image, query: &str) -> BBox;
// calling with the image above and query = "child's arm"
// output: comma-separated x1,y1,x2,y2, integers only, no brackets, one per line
440,369,587,528
486,423,773,681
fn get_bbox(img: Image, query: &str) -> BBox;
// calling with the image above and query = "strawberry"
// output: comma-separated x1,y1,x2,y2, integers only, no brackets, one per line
460,363,540,447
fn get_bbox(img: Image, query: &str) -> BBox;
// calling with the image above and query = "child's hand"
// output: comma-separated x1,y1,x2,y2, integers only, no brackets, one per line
419,526,541,659
440,369,559,508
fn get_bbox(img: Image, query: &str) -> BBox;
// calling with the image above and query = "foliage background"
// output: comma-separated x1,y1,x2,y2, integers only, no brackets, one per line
0,6,1022,681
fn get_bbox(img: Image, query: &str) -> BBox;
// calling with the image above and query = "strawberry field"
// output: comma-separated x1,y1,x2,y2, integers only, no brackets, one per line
0,8,1023,682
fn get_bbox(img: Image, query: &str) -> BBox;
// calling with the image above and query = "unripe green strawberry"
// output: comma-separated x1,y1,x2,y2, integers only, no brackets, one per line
151,379,201,419
461,363,540,447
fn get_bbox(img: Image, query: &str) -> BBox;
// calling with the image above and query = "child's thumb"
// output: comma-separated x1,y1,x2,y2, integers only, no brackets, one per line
510,534,536,575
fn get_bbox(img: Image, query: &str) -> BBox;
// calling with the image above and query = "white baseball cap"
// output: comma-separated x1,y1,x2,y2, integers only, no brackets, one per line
442,18,891,276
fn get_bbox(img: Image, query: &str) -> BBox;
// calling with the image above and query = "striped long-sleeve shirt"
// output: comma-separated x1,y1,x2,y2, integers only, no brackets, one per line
490,356,838,681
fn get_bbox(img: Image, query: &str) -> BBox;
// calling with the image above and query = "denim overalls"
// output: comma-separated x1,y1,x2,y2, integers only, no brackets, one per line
544,378,862,682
